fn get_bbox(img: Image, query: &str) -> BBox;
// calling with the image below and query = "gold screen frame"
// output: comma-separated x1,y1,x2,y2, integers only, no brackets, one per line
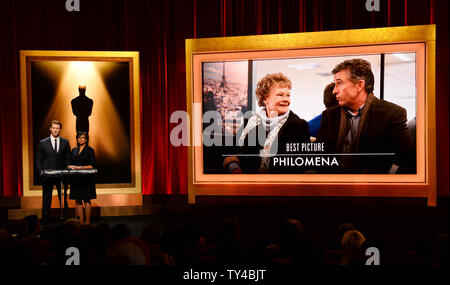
20,50,142,197
186,25,436,206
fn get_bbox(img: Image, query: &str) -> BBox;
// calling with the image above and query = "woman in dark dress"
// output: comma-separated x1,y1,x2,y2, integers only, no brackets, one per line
68,131,96,225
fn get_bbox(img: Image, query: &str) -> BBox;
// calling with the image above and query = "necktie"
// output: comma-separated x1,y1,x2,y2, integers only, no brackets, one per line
54,139,58,153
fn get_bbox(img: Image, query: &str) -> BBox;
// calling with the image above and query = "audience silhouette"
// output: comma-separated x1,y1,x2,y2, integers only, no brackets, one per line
0,215,447,265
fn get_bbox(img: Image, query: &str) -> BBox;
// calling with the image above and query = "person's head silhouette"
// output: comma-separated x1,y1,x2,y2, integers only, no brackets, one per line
78,84,87,96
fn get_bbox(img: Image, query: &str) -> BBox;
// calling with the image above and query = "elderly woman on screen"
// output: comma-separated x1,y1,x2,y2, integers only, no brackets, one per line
223,73,310,174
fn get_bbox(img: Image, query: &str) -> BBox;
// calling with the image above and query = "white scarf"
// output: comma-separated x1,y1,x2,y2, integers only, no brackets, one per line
239,108,290,173
259,109,290,131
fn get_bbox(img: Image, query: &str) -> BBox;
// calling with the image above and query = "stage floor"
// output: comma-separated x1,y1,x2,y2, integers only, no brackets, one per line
7,193,156,220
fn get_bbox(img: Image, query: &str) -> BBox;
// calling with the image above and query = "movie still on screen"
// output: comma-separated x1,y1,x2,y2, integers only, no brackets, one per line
201,53,417,175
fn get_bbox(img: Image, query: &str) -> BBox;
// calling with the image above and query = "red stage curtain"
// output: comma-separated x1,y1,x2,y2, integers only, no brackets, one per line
0,0,447,197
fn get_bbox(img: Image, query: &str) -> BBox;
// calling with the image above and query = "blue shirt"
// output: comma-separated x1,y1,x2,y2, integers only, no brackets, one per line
308,114,322,137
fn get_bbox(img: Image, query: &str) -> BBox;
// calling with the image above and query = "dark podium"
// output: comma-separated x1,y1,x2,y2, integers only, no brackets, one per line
41,169,98,221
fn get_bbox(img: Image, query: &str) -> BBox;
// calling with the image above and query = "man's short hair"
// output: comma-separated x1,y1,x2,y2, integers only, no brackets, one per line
332,58,374,94
323,82,338,109
51,120,62,128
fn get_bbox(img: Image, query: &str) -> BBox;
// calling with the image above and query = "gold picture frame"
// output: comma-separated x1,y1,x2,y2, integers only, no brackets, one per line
20,50,141,197
186,25,436,206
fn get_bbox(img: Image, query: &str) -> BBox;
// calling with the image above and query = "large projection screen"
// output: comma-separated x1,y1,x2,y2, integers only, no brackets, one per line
186,25,436,206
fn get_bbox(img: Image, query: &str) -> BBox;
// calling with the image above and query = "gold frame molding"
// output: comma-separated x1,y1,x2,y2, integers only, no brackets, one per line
186,25,436,206
20,50,142,197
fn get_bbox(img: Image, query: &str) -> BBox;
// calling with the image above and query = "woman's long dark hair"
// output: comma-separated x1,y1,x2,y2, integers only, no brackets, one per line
76,131,89,147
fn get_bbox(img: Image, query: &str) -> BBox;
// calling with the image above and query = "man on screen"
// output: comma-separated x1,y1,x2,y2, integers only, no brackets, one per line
317,59,415,173
36,120,71,225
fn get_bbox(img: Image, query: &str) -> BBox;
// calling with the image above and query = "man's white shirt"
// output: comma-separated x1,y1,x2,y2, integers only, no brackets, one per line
50,135,60,152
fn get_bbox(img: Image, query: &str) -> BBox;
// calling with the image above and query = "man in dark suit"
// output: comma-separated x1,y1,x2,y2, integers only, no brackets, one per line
317,59,415,174
36,120,71,224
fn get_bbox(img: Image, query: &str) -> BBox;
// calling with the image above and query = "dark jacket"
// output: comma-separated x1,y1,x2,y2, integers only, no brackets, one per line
317,94,415,173
69,146,96,200
237,111,310,174
36,136,71,177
